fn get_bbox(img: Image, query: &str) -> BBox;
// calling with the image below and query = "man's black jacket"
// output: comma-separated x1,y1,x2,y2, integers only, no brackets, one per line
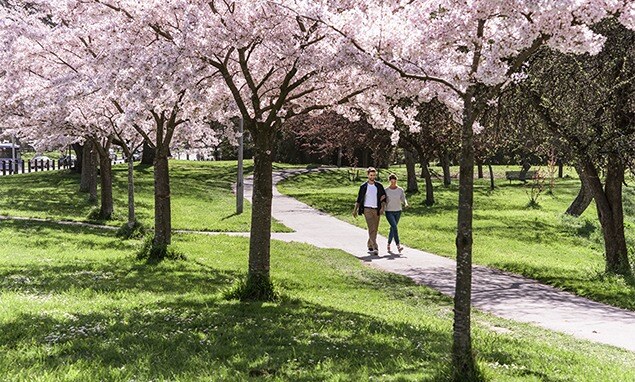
356,181,386,215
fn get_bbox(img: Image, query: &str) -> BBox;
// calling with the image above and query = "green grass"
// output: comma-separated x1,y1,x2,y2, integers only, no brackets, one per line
0,160,292,232
277,166,635,311
2,219,635,381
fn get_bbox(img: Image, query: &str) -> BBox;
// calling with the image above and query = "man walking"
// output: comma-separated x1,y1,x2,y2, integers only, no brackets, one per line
353,167,386,255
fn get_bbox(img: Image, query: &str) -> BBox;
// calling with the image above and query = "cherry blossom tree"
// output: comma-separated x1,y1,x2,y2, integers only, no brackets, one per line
132,0,374,298
299,0,635,378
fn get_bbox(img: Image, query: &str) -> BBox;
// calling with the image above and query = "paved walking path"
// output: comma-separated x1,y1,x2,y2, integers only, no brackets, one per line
245,168,635,353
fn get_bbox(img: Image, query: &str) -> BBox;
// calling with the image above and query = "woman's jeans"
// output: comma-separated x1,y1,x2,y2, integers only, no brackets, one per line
385,211,401,245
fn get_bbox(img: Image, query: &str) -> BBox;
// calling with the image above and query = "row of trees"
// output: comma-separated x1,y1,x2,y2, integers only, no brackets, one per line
2,1,634,379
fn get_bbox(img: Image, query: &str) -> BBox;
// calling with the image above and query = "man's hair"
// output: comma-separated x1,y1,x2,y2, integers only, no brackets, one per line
388,173,397,180
366,167,377,174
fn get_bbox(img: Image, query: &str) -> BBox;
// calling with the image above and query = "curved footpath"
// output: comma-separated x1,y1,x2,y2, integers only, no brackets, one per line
247,168,635,353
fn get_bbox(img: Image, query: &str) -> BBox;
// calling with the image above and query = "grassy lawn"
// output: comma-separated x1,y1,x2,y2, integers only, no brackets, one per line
277,166,635,311
2,220,635,381
0,160,292,232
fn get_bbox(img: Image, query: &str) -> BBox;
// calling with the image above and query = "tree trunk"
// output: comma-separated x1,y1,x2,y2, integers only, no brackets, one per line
602,158,630,275
404,149,418,193
565,165,593,217
153,149,171,247
142,140,156,166
558,159,564,178
476,161,484,179
98,154,114,220
441,151,452,186
453,94,477,379
362,149,369,168
488,162,495,190
420,160,435,206
582,158,631,276
247,125,275,298
127,155,136,227
80,139,98,203
520,160,531,178
72,143,83,174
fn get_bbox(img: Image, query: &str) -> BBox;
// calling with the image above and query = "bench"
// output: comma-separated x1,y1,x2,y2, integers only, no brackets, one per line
505,170,536,183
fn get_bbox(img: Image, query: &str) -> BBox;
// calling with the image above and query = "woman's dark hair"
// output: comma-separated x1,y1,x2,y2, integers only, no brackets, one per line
388,173,397,180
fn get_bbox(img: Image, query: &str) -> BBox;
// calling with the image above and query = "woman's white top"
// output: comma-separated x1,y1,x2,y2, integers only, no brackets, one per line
385,186,407,211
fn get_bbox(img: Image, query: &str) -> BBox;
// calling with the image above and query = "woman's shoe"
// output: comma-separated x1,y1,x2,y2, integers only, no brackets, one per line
397,244,404,253
387,244,391,252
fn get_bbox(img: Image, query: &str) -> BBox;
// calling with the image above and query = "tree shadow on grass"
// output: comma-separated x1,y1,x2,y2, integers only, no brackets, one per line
0,297,455,381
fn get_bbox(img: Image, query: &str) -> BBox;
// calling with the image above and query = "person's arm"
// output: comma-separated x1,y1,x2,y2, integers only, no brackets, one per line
353,184,364,217
378,184,386,214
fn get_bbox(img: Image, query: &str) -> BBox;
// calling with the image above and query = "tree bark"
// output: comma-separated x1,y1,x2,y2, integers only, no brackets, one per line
565,165,593,217
72,143,83,174
247,124,275,295
90,136,115,220
488,162,495,190
581,158,631,275
441,151,452,186
80,139,98,203
127,155,136,227
153,148,171,247
141,140,156,165
420,160,435,206
453,92,477,379
404,148,419,193
476,161,484,179
98,154,114,219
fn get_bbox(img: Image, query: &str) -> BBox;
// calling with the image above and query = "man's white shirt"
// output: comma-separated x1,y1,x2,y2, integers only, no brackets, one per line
364,183,378,208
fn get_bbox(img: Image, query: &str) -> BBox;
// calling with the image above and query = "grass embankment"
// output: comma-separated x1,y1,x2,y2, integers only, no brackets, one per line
1,220,635,381
0,160,291,232
277,166,635,311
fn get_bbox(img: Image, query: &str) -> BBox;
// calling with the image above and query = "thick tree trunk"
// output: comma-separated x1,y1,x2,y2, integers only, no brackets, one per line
602,158,630,275
453,95,477,379
404,149,418,193
582,158,631,275
153,150,171,247
80,139,98,202
558,159,564,178
488,163,495,190
127,155,136,227
98,154,114,220
420,160,435,206
565,165,593,217
142,140,156,166
476,161,484,179
247,125,275,297
441,151,452,186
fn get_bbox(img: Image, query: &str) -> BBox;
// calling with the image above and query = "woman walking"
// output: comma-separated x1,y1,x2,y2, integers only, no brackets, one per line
385,173,408,253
